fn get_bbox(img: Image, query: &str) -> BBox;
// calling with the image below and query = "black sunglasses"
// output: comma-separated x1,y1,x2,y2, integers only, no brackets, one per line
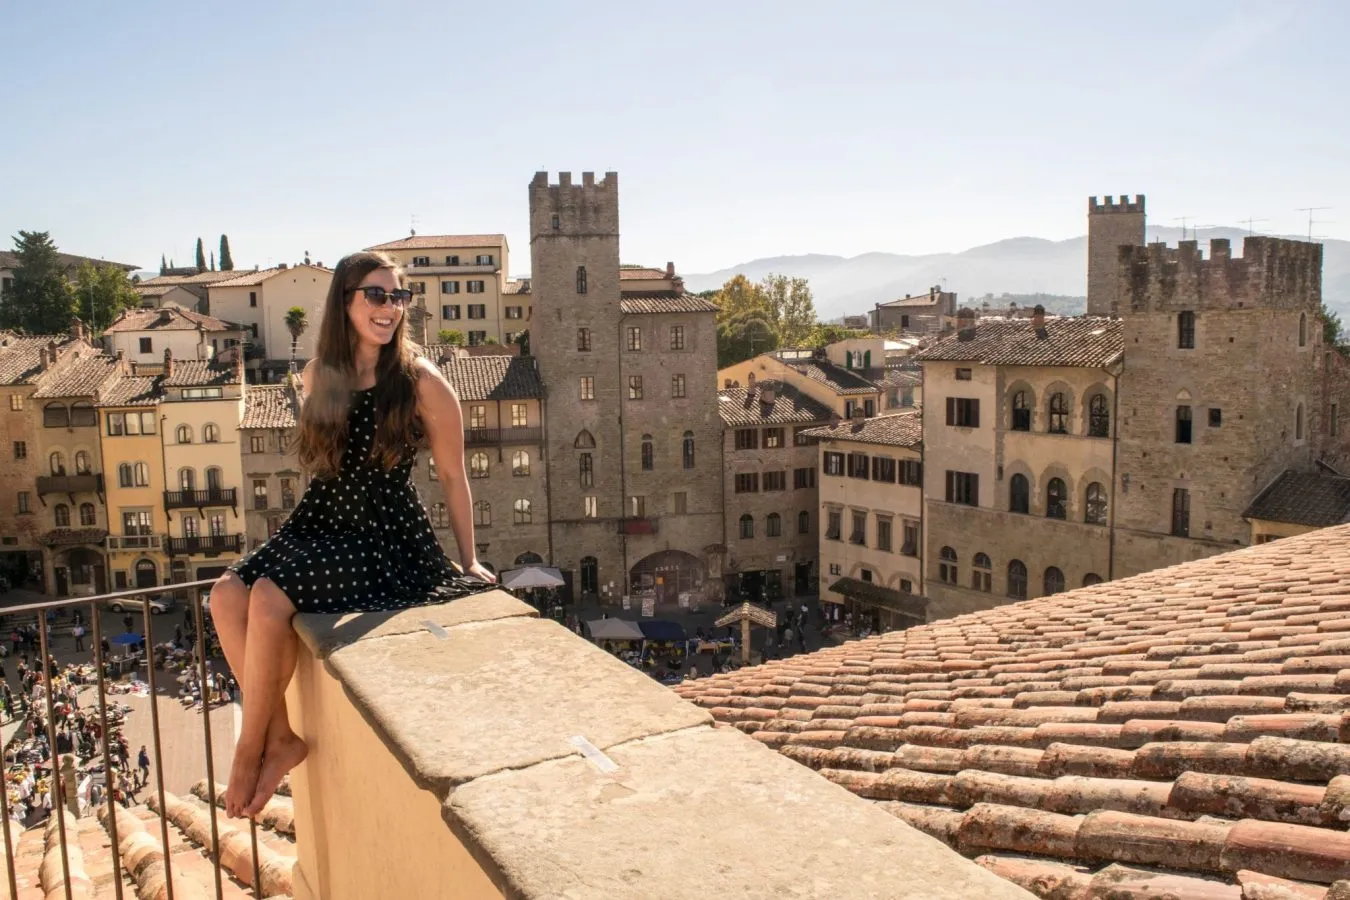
352,286,414,307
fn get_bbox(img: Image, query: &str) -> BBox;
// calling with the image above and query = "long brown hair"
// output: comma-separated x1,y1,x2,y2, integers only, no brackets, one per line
297,251,420,479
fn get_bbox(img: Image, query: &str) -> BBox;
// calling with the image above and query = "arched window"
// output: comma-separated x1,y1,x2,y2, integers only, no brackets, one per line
576,266,588,294
798,510,810,534
682,431,695,469
1010,474,1030,514
1007,560,1028,599
972,552,992,592
74,451,90,474
118,462,132,488
1296,403,1305,441
203,423,220,443
1085,482,1107,525
470,452,490,478
1048,393,1068,434
431,502,449,527
1011,391,1030,431
939,546,957,585
53,504,70,527
578,452,593,486
135,462,150,486
79,502,95,526
580,556,599,594
512,450,530,476
179,468,196,491
1044,566,1065,595
205,466,222,490
70,402,96,427
1082,573,1104,587
473,501,491,527
1088,394,1110,438
766,513,781,537
1046,477,1067,519
739,514,754,539
43,403,69,428
49,451,64,475
641,434,653,471
1299,313,1308,347
574,430,595,449
513,499,532,524
177,424,192,444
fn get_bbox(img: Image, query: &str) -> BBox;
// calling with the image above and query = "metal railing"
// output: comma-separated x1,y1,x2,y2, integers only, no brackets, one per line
165,534,244,555
0,580,263,900
36,474,103,496
163,488,237,510
464,426,543,446
106,534,161,551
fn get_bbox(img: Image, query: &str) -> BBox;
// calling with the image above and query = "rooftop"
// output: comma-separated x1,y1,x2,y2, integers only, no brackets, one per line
365,234,507,251
917,317,1123,368
208,264,330,289
717,381,836,427
33,354,120,398
878,290,953,308
137,270,246,287
0,250,137,272
438,355,544,401
677,524,1350,898
619,292,718,315
241,384,300,429
164,358,241,388
782,358,880,395
1245,470,1350,528
97,374,164,407
879,368,923,389
619,266,670,280
0,335,80,386
801,411,923,448
103,306,237,334
503,279,530,295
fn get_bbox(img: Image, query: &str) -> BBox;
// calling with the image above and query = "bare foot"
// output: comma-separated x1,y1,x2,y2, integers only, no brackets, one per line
225,745,263,819
244,730,308,817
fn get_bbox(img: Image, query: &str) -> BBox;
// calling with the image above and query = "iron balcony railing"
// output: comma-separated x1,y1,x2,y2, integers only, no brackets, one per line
464,426,543,446
107,534,162,551
165,534,244,555
36,473,103,496
163,488,237,510
0,579,267,900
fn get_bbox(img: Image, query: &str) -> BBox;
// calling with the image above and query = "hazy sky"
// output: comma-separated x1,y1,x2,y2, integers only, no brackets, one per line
4,0,1347,275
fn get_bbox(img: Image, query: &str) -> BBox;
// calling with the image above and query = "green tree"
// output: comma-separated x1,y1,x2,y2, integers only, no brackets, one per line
209,251,216,271
513,330,530,356
0,231,77,334
717,310,779,368
195,237,206,272
438,329,465,346
159,254,167,276
73,262,140,334
760,273,816,347
219,235,234,271
805,323,870,346
711,274,769,325
284,306,308,362
1323,304,1347,356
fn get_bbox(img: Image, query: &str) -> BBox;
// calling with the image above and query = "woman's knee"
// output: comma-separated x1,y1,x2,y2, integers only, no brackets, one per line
248,578,296,623
209,573,248,622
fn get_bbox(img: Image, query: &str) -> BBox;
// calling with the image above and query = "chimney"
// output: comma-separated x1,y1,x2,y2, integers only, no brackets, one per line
278,262,288,271
1031,304,1046,335
956,308,977,342
163,347,174,378
666,261,675,278
759,383,776,406
38,347,50,372
158,308,173,323
70,317,86,342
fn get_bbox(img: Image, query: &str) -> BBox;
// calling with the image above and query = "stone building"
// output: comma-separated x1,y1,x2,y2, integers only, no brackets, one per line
526,171,723,609
719,380,834,602
239,382,306,552
101,306,244,367
721,349,883,419
1085,194,1145,317
869,286,957,334
801,411,925,631
134,269,245,313
1243,469,1350,544
206,264,333,382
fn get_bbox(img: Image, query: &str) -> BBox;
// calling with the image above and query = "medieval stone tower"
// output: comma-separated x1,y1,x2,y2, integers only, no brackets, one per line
1087,195,1146,317
1112,233,1324,575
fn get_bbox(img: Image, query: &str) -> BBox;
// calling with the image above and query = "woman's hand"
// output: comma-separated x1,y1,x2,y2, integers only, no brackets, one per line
465,561,497,583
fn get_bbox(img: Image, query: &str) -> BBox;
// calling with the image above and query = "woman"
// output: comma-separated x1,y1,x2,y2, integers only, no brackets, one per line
210,251,495,818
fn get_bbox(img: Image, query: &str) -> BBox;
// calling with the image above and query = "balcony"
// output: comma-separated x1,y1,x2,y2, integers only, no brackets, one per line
618,517,658,535
107,533,162,551
164,487,237,510
36,472,102,496
165,533,244,555
463,426,543,446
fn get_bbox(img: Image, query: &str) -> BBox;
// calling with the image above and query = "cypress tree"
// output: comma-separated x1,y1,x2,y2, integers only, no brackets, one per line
195,237,206,271
219,235,234,271
210,251,216,271
160,254,167,275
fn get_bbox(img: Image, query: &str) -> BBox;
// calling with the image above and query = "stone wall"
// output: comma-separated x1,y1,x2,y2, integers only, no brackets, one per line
1086,194,1144,316
723,432,821,597
241,427,306,552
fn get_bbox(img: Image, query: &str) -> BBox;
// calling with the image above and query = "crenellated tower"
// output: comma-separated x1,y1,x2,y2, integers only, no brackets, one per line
1087,194,1146,317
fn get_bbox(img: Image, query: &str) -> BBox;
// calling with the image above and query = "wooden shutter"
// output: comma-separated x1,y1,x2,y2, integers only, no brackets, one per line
945,470,955,502
971,400,980,428
946,397,956,426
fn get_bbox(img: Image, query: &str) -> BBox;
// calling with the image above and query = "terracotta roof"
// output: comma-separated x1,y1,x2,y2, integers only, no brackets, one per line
439,355,544,401
677,524,1350,898
40,528,108,547
718,381,836,427
207,264,330,289
0,251,136,272
97,374,164,407
879,368,922,389
33,355,119,398
1245,470,1350,527
801,411,923,448
365,234,506,251
0,335,76,385
878,293,949,308
164,359,241,387
133,284,178,298
103,307,236,334
782,359,879,395
917,317,1123,368
241,385,299,429
619,267,670,280
504,279,530,295
138,270,243,286
619,292,718,315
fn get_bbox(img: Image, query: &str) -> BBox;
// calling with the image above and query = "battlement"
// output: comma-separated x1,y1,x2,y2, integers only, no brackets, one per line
1118,236,1322,313
1089,194,1145,214
528,170,620,239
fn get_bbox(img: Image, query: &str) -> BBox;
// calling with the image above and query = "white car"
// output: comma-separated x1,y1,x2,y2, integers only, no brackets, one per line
106,594,174,615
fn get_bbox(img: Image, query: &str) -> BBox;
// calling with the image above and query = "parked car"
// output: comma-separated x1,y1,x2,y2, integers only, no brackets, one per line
105,594,175,615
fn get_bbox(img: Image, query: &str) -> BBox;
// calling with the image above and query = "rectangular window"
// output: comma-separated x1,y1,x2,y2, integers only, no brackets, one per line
1176,406,1193,444
579,452,593,487
673,492,687,515
577,328,591,351
511,404,528,427
253,479,268,510
876,517,892,553
794,427,818,447
249,435,265,453
8,395,20,411
627,375,643,400
409,281,426,295
441,281,460,294
17,492,30,514
1172,488,1190,537
1178,311,1195,349
902,521,919,556
583,496,597,518
505,306,523,319
1209,408,1222,428
735,473,760,494
467,331,487,346
476,254,494,265
467,281,485,293
850,511,866,545
846,452,869,480
412,256,430,267
898,459,923,486
445,255,459,266
12,441,25,460
139,337,152,354
266,516,280,538
763,471,786,491
671,374,686,398
251,323,259,339
900,578,913,593
826,510,841,541
945,471,979,506
844,400,856,418
626,327,642,351
580,376,595,401
249,291,257,307
871,456,897,483
763,428,784,448
467,304,486,319
280,477,295,509
181,388,222,400
829,563,842,576
113,570,127,589
955,368,972,381
946,397,980,428
629,495,645,518
106,413,124,436
122,511,152,535
442,305,461,320
864,398,875,417
823,451,844,476
670,326,685,350
794,467,816,489
734,429,758,451
469,405,487,428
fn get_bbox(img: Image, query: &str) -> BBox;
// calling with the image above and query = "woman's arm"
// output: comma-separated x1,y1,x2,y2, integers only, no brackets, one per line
414,357,496,582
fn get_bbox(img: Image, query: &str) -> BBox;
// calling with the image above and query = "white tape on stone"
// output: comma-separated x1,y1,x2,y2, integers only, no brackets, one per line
568,735,618,773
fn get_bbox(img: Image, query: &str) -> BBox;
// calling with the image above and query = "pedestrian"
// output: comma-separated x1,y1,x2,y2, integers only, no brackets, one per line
137,746,150,788
121,613,133,635
100,637,110,658
72,623,85,653
174,625,183,649
783,625,794,653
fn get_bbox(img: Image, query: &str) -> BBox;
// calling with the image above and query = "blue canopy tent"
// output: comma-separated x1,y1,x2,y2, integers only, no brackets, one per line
638,620,686,642
110,633,144,645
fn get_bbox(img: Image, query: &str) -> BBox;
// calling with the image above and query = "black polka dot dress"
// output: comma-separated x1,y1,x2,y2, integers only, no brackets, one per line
231,387,488,613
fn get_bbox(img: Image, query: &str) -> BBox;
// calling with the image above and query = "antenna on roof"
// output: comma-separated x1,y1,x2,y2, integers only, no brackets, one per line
410,213,419,237
1238,217,1268,235
1296,207,1331,242
1172,216,1194,242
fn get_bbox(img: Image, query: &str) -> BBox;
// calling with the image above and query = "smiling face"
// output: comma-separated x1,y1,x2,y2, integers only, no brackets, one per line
345,266,404,347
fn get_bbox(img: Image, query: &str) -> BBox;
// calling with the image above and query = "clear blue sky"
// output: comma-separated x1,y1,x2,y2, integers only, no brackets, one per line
3,0,1347,275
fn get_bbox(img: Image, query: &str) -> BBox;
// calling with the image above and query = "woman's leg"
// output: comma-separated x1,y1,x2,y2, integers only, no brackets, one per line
224,577,307,818
208,573,248,683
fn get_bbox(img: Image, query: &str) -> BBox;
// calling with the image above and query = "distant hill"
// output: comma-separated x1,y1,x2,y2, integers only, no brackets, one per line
687,227,1350,323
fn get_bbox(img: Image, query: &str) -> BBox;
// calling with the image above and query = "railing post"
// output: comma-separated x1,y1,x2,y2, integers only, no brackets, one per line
140,597,175,900
192,593,225,900
90,605,125,900
36,614,74,900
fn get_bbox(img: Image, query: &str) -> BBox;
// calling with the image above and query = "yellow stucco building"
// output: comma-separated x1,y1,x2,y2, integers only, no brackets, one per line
98,374,170,590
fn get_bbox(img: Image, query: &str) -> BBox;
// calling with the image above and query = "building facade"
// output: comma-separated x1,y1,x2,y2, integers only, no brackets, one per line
206,264,333,381
870,286,957,334
102,307,244,366
99,374,170,591
240,382,307,553
1086,195,1146,317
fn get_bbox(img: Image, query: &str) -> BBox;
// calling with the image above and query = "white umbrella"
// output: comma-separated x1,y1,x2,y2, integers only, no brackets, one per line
501,566,566,590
